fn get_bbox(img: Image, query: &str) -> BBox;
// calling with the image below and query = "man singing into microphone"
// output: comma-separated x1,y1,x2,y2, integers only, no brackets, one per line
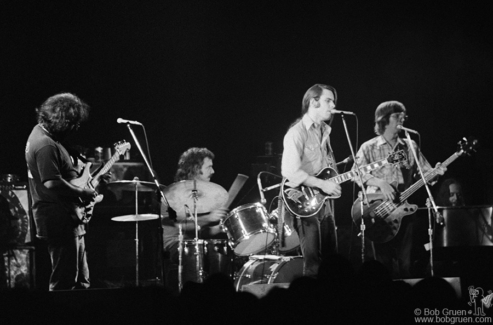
352,100,445,278
281,84,341,277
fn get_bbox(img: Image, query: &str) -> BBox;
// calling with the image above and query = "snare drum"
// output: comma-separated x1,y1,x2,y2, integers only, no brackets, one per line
222,203,276,256
234,255,303,291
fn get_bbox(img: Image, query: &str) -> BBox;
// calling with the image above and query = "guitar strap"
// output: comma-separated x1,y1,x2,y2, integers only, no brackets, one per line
397,141,414,192
64,144,89,166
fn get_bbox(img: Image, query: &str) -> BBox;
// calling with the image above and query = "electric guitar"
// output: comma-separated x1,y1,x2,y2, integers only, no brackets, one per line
351,137,478,243
70,140,131,224
281,150,407,218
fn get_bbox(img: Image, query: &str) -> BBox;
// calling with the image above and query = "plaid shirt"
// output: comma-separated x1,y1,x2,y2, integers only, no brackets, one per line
352,135,432,193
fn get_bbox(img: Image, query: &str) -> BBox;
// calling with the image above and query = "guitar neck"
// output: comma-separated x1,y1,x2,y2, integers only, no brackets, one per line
90,153,120,187
331,157,392,184
400,151,461,202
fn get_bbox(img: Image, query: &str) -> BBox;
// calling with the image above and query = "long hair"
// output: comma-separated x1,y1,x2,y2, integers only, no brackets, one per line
436,178,465,207
36,93,90,135
301,84,337,116
290,83,337,128
373,101,406,135
174,147,215,182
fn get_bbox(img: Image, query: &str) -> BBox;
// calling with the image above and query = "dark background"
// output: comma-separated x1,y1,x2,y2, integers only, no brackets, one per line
1,1,493,282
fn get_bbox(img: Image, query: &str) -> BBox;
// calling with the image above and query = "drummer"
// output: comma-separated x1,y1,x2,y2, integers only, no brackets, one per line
161,147,229,294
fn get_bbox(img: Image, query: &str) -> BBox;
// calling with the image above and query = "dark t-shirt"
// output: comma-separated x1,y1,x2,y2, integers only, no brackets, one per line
25,124,85,239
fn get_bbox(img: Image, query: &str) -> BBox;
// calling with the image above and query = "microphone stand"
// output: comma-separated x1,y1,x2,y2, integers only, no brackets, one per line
339,113,370,264
402,129,442,277
124,123,167,286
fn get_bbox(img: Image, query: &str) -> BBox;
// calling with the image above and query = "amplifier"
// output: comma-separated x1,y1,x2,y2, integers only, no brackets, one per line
2,246,35,289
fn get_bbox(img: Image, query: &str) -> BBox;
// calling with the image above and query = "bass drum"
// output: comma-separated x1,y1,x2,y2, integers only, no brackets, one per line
234,255,303,291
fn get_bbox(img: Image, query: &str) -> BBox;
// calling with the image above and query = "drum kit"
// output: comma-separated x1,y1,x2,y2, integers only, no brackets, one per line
106,177,303,290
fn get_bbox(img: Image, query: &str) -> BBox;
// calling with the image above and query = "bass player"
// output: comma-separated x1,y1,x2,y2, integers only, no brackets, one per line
352,100,446,279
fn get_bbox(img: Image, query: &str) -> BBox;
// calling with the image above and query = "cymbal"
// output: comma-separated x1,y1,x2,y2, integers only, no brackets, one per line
162,180,228,216
107,180,165,192
111,214,159,222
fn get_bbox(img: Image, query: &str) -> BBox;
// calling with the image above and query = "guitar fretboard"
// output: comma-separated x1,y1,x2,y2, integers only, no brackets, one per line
400,151,461,202
332,158,393,184
90,151,121,188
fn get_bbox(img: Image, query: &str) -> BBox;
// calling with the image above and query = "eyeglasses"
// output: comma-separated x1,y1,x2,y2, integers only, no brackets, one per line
390,113,408,121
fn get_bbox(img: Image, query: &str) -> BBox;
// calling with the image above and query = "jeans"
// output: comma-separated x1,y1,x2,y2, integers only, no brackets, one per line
47,235,90,291
293,203,338,277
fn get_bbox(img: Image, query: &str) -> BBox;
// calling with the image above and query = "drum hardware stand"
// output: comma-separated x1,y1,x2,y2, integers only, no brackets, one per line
257,171,285,255
338,112,370,264
402,129,442,277
133,179,141,286
178,223,184,292
191,180,204,283
123,122,167,286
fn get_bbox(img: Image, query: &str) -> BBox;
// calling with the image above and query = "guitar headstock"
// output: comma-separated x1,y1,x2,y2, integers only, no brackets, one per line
114,140,131,156
457,137,478,156
387,149,407,166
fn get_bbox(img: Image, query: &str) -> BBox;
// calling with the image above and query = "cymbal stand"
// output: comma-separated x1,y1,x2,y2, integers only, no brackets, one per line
124,122,167,286
402,130,441,277
192,180,203,283
339,113,370,264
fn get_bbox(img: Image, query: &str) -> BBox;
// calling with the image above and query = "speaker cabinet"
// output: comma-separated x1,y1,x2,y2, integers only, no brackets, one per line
1,246,35,289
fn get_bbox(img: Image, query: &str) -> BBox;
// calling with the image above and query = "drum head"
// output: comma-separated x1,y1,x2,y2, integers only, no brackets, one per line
234,232,275,256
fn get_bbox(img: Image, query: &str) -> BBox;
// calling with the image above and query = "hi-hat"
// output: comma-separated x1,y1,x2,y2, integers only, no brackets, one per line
107,180,165,192
111,214,159,222
162,180,228,216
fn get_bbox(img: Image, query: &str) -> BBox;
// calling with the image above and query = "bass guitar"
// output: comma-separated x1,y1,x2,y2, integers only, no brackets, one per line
281,150,407,218
351,137,477,243
70,140,131,224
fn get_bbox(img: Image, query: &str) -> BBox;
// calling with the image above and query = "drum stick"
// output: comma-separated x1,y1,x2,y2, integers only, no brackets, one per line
225,174,249,209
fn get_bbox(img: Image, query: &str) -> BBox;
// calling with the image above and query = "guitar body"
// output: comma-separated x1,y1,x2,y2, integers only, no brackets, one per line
351,193,417,243
282,167,338,218
70,163,104,224
281,150,407,218
350,137,478,242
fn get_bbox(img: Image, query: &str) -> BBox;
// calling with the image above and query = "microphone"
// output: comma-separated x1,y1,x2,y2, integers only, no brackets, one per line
397,125,419,135
117,118,142,126
257,174,266,205
330,109,355,116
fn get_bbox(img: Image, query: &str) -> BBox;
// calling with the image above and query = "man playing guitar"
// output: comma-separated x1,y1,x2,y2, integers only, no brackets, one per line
352,101,445,279
25,93,99,290
281,84,341,277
